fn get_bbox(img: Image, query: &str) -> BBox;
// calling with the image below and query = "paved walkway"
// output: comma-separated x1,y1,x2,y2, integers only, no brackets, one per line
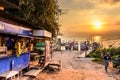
36,51,117,80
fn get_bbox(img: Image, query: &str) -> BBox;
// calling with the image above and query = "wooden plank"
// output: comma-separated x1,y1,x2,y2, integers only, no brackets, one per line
24,62,49,77
24,69,42,77
49,60,61,66
49,64,60,66
0,71,18,79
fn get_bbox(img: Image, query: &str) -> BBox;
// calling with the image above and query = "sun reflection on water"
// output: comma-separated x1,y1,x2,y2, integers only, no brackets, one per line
93,36,102,42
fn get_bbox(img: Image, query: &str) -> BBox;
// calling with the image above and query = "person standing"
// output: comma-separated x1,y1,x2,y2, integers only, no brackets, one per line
103,52,111,72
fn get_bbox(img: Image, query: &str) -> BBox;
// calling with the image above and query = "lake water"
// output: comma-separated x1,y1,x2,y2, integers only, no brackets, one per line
62,35,120,49
63,35,120,42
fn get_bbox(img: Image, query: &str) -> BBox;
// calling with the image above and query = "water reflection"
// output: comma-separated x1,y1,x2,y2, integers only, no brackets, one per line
93,36,102,42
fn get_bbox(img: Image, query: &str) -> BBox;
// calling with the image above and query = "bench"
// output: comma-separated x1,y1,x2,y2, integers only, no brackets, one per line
24,69,42,77
0,71,19,80
48,60,61,71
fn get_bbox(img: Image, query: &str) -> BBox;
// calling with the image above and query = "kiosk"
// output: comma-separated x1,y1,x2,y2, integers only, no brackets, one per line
33,30,52,67
0,20,32,79
24,30,52,77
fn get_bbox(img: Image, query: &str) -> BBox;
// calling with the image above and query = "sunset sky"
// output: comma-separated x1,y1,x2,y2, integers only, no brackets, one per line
58,0,120,40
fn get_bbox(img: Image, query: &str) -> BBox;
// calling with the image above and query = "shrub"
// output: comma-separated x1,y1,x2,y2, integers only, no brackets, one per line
86,50,102,59
112,55,120,68
86,47,120,68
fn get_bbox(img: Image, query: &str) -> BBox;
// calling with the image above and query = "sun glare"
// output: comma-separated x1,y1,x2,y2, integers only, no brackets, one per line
93,21,102,30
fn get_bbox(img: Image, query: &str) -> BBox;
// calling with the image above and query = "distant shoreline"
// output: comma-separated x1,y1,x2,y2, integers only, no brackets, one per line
101,39,120,48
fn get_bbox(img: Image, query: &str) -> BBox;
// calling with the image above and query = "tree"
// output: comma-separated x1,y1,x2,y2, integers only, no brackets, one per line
5,0,62,38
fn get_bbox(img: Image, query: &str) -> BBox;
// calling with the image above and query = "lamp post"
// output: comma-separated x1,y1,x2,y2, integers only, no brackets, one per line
57,33,62,51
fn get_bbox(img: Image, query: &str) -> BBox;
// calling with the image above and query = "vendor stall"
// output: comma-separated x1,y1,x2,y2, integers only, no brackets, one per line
0,21,32,75
32,30,52,68
0,2,33,79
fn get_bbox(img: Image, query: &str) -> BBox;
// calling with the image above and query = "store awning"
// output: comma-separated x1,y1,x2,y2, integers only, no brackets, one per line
0,0,19,9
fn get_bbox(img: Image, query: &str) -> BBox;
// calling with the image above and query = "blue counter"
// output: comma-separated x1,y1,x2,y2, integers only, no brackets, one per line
0,53,30,74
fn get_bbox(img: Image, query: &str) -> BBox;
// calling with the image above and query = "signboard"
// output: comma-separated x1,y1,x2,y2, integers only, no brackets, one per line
0,21,32,35
44,30,52,38
33,30,52,38
4,22,20,34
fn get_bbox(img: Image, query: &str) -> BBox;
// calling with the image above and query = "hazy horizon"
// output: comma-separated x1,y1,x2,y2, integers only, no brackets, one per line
59,0,120,41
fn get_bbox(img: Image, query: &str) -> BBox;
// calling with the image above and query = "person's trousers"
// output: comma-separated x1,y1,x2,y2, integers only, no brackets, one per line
104,60,109,72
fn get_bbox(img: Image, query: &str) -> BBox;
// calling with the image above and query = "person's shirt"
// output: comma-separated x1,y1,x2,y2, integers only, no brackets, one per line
104,54,111,60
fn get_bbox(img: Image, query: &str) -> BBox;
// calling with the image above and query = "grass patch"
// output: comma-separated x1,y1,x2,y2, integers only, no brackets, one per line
92,58,103,64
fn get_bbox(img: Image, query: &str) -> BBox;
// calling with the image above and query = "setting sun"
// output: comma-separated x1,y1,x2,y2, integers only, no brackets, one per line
93,21,102,30
94,21,102,29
